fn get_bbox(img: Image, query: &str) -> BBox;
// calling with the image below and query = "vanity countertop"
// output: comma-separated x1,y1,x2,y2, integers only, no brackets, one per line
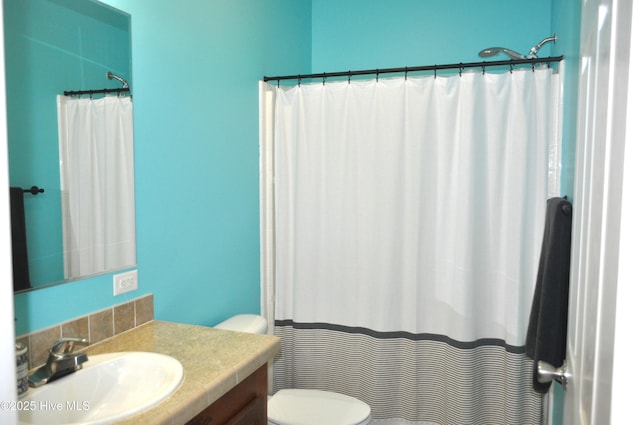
83,320,280,425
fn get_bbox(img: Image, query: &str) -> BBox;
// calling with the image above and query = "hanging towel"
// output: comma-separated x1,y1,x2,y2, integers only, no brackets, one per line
9,187,31,292
525,197,572,394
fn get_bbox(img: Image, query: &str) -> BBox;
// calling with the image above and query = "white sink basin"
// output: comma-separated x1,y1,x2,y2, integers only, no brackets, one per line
19,351,184,425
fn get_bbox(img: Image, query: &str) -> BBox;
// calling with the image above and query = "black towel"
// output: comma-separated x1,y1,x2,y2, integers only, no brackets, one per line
525,197,572,394
9,187,31,292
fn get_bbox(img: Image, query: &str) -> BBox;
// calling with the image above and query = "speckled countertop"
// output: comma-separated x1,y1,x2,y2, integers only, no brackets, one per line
83,320,280,425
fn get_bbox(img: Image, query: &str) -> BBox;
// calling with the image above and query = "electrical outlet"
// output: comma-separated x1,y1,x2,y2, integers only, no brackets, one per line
113,270,138,296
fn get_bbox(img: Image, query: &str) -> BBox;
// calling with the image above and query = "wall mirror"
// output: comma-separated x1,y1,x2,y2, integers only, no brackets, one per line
4,0,136,293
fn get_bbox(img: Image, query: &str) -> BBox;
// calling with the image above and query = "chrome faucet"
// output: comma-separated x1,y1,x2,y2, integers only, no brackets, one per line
28,337,90,387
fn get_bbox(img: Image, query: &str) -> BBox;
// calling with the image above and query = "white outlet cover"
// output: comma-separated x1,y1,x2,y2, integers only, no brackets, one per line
113,270,138,296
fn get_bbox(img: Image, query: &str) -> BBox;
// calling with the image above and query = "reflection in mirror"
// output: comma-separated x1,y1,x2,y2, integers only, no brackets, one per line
4,0,135,293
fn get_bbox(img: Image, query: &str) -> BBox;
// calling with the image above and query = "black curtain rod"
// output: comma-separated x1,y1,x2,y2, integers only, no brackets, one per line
63,87,130,96
264,56,564,83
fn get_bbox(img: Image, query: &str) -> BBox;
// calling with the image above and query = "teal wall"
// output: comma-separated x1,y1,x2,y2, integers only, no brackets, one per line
10,1,581,423
552,0,583,200
4,0,131,287
13,0,312,335
13,0,580,381
311,0,552,71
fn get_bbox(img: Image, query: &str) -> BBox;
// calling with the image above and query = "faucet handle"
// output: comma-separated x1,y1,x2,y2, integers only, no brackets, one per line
49,337,90,356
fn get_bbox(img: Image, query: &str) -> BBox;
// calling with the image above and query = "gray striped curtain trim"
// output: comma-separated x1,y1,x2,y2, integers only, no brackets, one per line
274,320,525,354
273,321,544,423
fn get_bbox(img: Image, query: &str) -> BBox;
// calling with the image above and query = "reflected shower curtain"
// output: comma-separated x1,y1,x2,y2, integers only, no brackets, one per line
57,95,136,279
260,67,561,424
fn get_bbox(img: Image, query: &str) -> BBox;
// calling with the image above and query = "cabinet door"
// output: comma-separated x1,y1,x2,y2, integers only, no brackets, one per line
226,397,264,425
188,364,268,425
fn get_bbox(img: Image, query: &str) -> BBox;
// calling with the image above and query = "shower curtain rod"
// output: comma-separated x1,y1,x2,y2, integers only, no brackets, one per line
63,87,130,97
263,55,563,83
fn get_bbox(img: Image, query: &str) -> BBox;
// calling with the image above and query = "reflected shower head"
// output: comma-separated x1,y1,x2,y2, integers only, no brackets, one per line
107,71,129,89
478,34,557,60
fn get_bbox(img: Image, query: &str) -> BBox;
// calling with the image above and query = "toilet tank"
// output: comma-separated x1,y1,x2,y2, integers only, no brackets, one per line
213,314,267,334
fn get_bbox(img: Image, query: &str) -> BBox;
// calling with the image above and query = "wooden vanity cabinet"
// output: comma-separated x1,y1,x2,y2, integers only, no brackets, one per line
187,364,268,425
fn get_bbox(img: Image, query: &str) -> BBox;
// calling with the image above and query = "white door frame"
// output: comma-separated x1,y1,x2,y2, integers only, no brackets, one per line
564,0,636,423
609,0,640,422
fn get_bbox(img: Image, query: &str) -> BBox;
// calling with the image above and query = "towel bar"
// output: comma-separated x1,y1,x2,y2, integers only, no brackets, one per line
22,186,44,195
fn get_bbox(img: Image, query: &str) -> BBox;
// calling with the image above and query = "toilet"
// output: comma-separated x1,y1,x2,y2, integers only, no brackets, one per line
214,314,372,425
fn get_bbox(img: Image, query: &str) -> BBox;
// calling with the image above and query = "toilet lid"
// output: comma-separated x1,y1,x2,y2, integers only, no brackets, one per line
213,314,267,334
268,389,371,425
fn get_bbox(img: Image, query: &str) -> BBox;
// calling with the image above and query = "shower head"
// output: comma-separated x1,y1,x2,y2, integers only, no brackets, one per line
478,34,557,60
478,47,527,60
107,71,129,89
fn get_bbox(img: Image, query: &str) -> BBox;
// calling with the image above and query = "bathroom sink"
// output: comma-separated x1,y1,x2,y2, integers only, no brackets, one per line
19,351,184,425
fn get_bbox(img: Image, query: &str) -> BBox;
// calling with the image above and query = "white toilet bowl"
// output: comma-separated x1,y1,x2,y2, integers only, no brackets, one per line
214,314,372,425
267,388,371,425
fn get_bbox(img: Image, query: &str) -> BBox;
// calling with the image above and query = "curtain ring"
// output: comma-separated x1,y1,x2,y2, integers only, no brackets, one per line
531,62,535,72
323,73,326,86
510,63,513,74
376,69,379,82
459,63,463,77
277,79,280,88
348,71,351,84
434,67,437,79
405,66,408,80
482,65,486,75
297,75,301,86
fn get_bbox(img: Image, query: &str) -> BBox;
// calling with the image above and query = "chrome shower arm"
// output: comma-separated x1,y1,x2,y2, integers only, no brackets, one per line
527,34,557,59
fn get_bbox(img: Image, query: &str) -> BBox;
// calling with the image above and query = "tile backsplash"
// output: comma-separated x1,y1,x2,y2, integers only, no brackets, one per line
16,294,154,369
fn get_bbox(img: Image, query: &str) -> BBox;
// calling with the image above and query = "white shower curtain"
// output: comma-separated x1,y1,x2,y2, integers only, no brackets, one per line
260,67,561,424
57,95,136,279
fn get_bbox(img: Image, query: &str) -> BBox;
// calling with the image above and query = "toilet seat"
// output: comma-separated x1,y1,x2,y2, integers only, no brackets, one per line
268,389,371,425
